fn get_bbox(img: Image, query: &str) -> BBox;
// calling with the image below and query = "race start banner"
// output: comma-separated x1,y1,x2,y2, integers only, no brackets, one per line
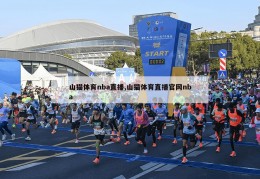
137,16,191,76
0,58,21,98
137,16,191,104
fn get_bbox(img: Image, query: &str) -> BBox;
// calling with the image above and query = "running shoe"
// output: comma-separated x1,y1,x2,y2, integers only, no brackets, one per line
11,134,15,141
51,130,57,134
137,140,143,145
230,151,236,157
25,136,31,141
75,139,79,144
21,128,26,132
181,157,188,164
2,134,6,141
124,141,130,145
216,147,220,152
143,148,148,154
93,157,100,164
40,121,45,128
172,139,177,144
199,142,203,148
45,123,50,128
152,143,157,147
12,124,16,128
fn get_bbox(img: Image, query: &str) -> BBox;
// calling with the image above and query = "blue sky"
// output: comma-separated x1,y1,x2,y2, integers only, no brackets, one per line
0,0,259,37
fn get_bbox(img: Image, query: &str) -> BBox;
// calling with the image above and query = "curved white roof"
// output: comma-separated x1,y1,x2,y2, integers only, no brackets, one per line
0,19,129,50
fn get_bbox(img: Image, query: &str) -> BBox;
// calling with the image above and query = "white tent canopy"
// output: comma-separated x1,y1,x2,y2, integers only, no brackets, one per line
21,65,40,88
79,62,114,74
32,64,62,87
123,63,129,68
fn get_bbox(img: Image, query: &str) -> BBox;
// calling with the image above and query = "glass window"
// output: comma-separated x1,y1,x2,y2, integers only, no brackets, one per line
30,39,135,52
58,65,67,73
23,62,31,66
24,65,32,74
32,63,39,73
49,64,58,73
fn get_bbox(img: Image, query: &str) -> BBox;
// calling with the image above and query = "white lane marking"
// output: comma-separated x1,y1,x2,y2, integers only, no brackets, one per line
6,162,45,171
140,162,158,171
155,164,178,171
206,142,218,147
3,137,24,142
56,153,76,157
170,149,182,156
113,175,126,179
129,164,165,179
155,142,210,172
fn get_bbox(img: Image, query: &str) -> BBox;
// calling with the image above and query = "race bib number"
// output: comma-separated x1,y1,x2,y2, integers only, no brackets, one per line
108,112,113,119
94,128,105,135
0,113,4,117
148,117,153,121
183,122,190,127
230,118,237,122
215,115,221,121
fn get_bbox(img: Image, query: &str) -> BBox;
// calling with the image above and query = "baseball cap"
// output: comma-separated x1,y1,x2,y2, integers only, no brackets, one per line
93,106,100,111
181,106,187,110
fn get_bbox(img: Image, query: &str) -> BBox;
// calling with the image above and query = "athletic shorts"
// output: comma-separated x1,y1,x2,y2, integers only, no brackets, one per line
26,119,36,124
157,121,166,130
19,112,27,118
213,122,225,132
45,113,56,119
95,135,105,142
195,125,203,131
182,133,196,142
71,120,81,130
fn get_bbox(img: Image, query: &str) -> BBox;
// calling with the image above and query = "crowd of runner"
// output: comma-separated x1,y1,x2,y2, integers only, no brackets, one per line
0,78,260,164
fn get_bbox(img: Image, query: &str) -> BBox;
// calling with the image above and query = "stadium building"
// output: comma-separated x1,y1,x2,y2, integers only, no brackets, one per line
0,19,138,76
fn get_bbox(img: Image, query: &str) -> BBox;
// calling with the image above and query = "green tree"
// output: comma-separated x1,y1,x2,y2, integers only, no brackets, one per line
188,31,260,77
63,54,72,59
105,49,144,75
104,51,132,70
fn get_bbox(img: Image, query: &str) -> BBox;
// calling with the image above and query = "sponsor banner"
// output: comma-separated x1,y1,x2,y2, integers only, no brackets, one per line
115,68,135,84
0,58,21,98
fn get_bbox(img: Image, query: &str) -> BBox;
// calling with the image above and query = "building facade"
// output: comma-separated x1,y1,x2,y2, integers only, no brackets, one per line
0,20,138,68
243,5,260,41
129,12,178,38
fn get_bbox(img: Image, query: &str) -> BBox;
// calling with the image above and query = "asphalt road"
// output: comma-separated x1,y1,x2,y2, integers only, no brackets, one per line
0,114,260,179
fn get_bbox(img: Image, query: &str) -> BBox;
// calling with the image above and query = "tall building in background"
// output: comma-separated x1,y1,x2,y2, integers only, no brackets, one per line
242,5,260,41
247,6,260,30
129,12,178,38
0,20,138,68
